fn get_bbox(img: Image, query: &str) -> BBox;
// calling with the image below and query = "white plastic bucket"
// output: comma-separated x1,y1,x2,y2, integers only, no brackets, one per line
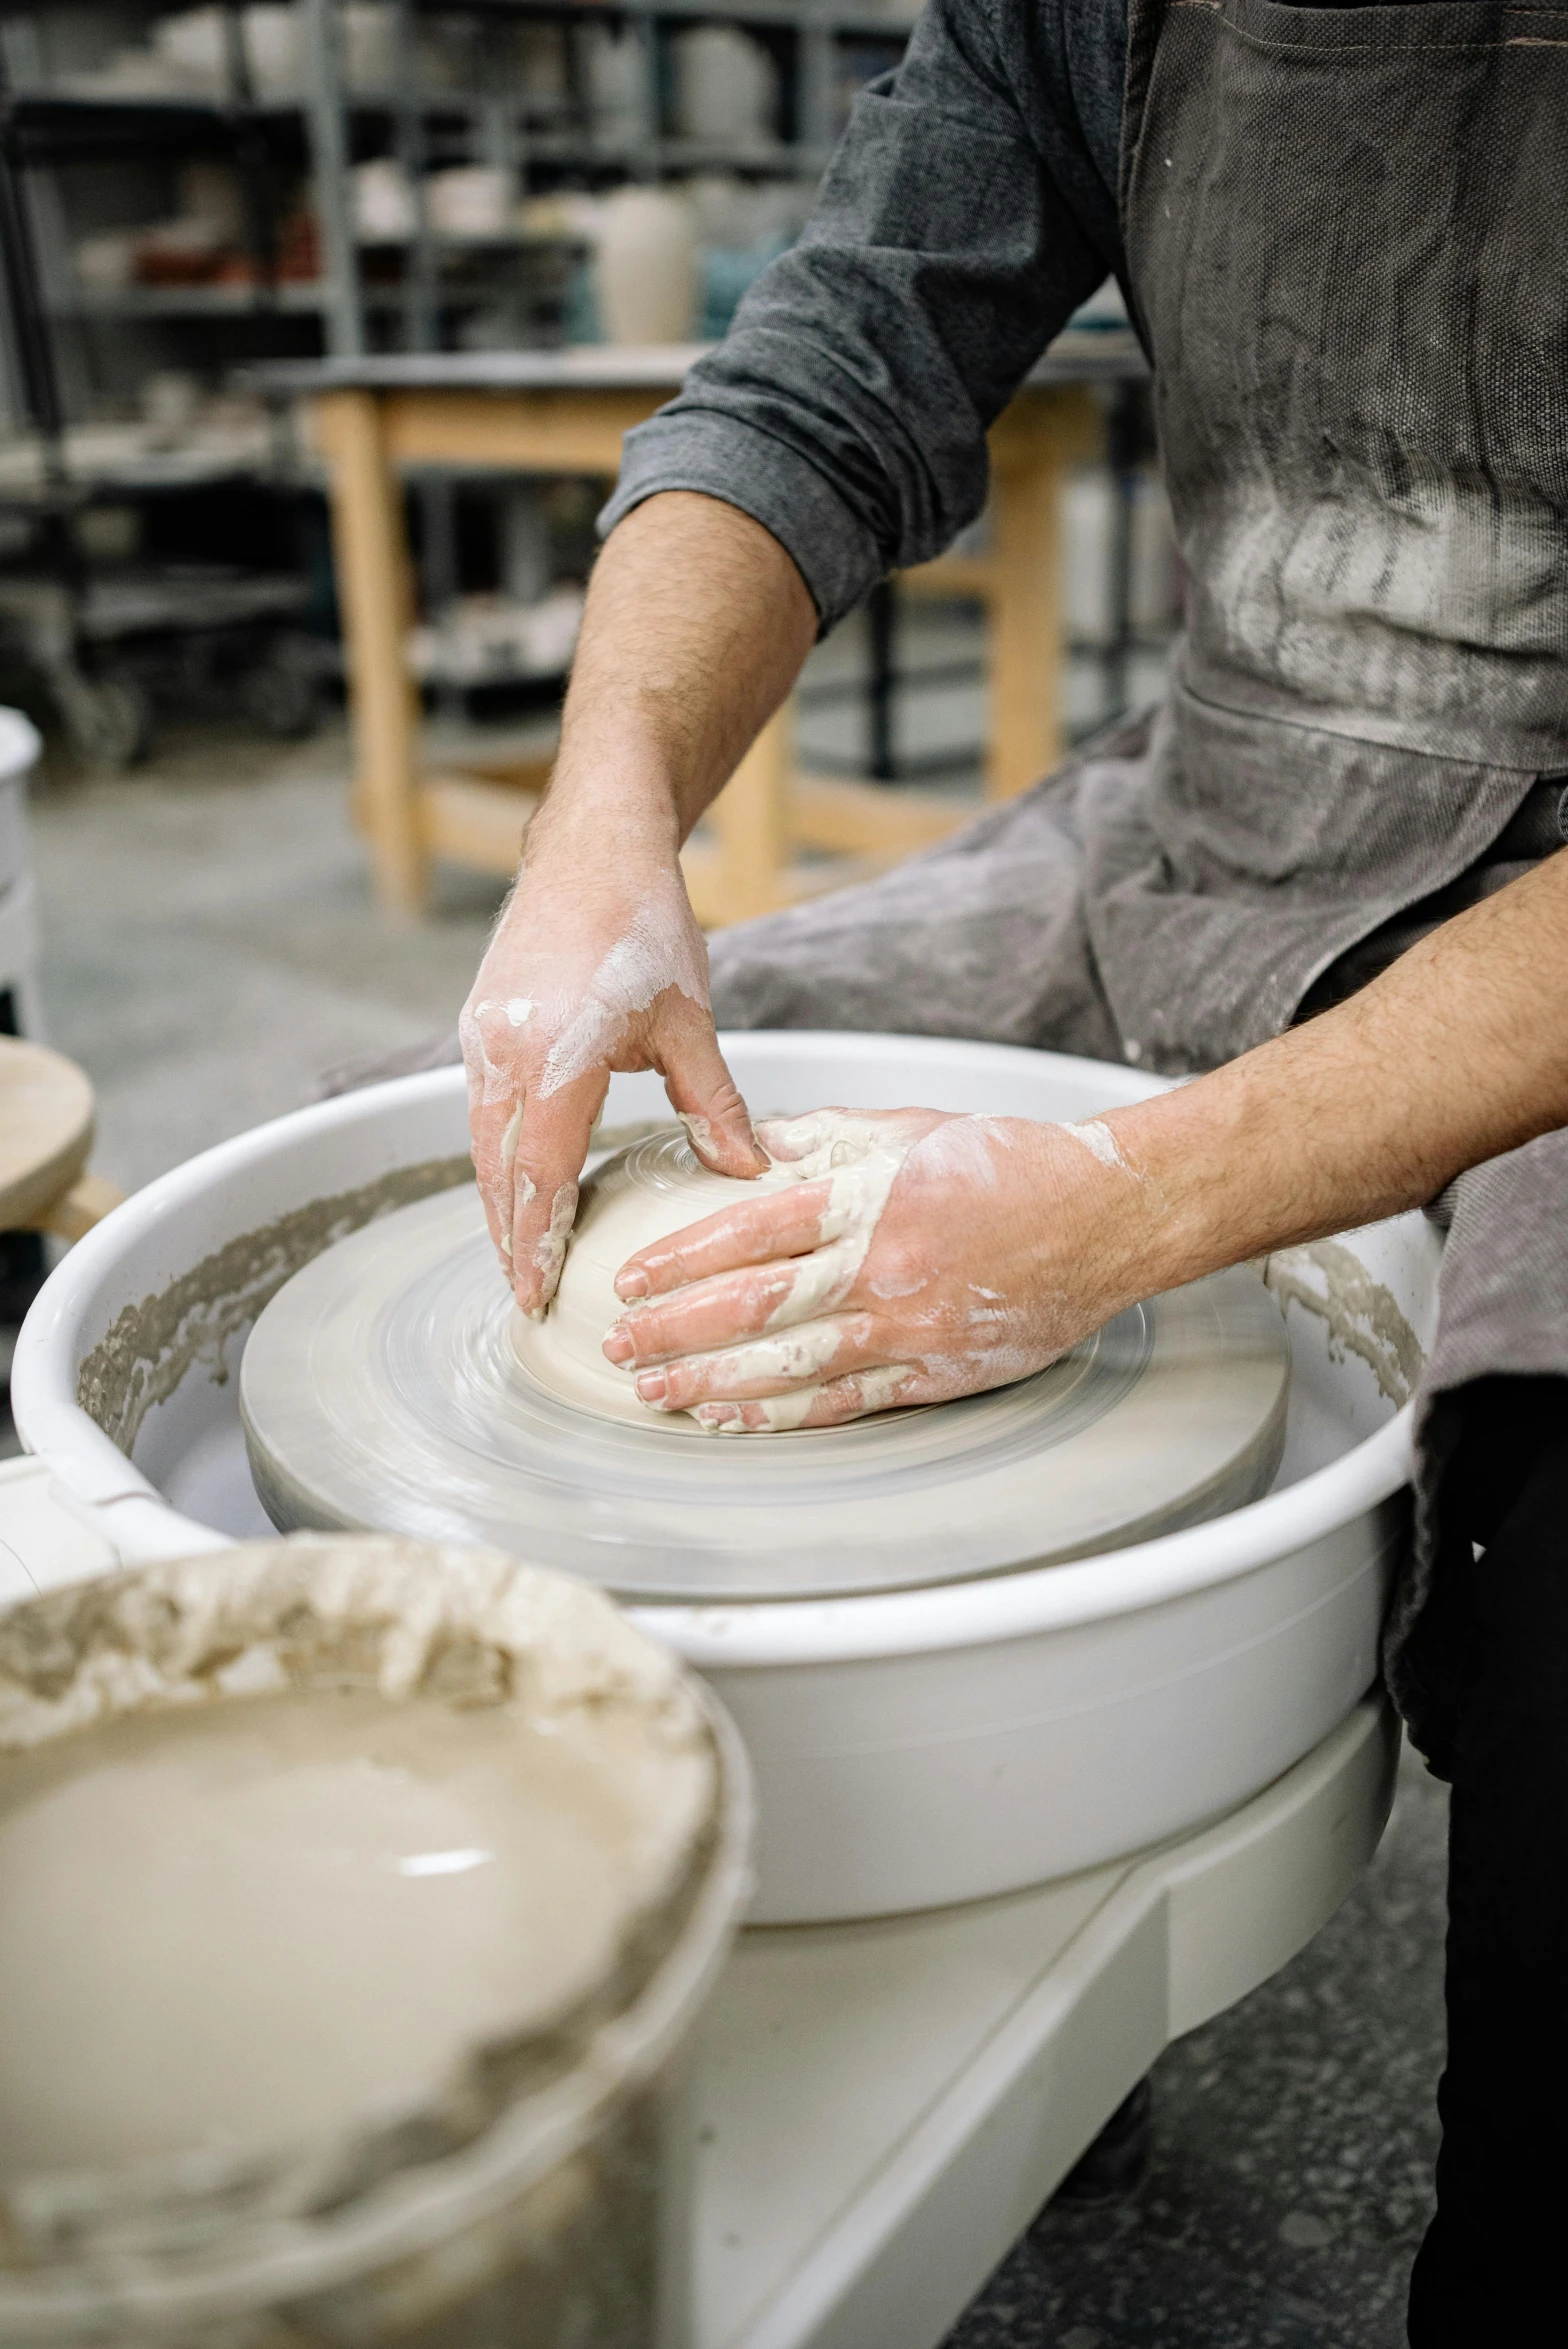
0,1533,753,2348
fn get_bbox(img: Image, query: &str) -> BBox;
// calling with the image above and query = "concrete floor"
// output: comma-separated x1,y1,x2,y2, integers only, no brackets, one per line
14,717,1447,2348
26,723,503,1192
949,1753,1444,2349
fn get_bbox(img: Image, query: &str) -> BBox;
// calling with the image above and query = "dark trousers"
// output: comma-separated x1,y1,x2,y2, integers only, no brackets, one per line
1407,1376,1568,2344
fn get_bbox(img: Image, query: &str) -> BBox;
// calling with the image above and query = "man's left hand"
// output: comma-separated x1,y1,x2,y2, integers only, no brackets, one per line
600,1106,1138,1430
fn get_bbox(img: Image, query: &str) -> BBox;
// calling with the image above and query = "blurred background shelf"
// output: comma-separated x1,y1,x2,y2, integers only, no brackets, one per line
0,0,1174,853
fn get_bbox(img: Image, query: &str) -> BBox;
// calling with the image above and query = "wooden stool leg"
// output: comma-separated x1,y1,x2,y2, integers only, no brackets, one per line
35,1171,124,1243
315,390,426,913
713,701,792,923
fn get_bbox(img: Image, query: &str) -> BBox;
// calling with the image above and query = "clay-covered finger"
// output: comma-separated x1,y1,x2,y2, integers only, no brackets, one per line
629,1314,883,1410
508,1071,606,1316
657,999,768,1177
691,1363,923,1432
750,1108,859,1163
461,991,530,1263
752,1107,929,1165
469,1089,525,1266
605,1247,855,1366
613,1180,836,1303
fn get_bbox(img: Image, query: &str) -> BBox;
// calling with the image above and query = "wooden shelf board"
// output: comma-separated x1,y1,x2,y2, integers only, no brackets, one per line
898,555,995,601
791,773,975,857
681,834,885,930
410,762,964,909
417,771,540,874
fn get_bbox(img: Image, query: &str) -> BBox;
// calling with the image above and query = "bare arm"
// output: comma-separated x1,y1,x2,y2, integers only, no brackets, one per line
601,852,1568,1428
461,491,817,1313
552,489,817,844
1081,846,1568,1298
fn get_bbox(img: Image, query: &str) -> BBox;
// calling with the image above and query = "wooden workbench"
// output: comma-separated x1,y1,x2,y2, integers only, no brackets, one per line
258,337,1146,922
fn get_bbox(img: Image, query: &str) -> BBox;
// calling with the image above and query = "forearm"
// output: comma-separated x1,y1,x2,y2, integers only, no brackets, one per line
464,490,797,1300
528,491,816,867
1084,851,1568,1302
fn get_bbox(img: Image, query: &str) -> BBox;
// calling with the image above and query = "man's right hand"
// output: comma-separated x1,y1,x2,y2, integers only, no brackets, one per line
459,488,818,1313
460,819,765,1318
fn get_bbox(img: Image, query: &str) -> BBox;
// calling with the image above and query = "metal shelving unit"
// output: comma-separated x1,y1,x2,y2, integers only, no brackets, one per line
0,1,921,753
3,3,1166,781
1,0,916,372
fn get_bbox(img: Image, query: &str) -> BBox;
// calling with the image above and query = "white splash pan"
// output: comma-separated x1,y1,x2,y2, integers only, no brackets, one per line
11,1034,1439,1924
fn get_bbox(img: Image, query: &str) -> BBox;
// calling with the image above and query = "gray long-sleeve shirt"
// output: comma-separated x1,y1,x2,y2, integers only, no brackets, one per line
599,0,1130,629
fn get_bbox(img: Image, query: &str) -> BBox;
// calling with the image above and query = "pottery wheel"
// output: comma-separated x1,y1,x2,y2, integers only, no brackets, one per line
241,1130,1292,1604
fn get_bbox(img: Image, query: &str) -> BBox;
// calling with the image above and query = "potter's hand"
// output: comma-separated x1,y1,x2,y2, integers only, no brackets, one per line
600,1107,1140,1429
461,484,815,1312
461,848,764,1317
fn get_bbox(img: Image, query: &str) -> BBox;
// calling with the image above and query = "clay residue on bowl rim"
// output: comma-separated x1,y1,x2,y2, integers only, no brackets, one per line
1263,1238,1426,1406
74,1119,679,1462
76,1157,476,1455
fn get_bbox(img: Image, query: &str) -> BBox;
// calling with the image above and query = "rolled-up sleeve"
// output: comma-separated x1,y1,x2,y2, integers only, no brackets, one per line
599,0,1115,628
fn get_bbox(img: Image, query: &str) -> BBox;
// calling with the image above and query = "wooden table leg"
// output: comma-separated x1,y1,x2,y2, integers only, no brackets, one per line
711,702,792,924
986,387,1100,803
314,390,426,913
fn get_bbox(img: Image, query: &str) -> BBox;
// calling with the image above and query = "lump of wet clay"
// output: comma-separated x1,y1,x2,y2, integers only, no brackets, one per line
512,1119,905,1432
511,1127,772,1429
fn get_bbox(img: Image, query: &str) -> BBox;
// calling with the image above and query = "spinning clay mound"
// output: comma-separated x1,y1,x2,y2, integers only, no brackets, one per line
240,1126,1296,1605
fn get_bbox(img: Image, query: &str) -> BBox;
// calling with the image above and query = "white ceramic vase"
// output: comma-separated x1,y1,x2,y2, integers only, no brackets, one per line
670,24,779,147
583,21,652,145
593,186,699,345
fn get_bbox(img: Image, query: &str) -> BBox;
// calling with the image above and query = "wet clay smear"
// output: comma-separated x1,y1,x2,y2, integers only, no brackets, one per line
1264,1238,1425,1406
77,1157,474,1454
